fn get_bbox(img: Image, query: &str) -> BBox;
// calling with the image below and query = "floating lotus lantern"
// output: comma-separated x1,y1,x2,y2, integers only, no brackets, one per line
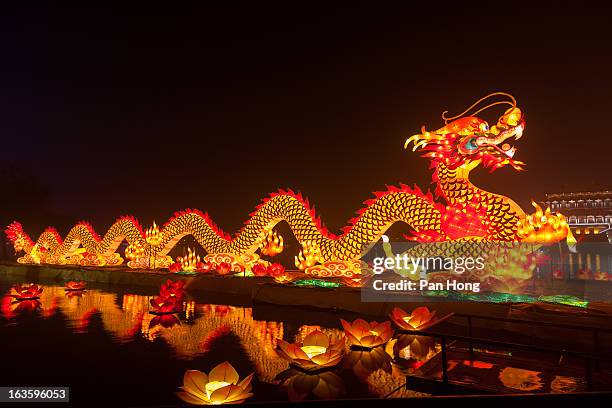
216,262,232,275
274,274,294,284
196,261,213,273
389,306,449,331
260,229,284,256
65,281,86,291
168,262,182,273
252,263,268,277
340,319,393,349
11,283,43,300
176,361,254,405
267,263,285,277
276,330,345,372
160,279,185,298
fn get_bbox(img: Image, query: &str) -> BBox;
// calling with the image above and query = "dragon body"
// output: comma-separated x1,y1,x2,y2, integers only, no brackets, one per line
5,93,572,277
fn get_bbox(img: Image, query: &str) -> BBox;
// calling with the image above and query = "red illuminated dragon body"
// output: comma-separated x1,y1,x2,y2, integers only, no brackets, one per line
5,93,572,277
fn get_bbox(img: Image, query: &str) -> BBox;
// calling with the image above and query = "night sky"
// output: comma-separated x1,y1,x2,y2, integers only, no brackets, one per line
1,3,611,237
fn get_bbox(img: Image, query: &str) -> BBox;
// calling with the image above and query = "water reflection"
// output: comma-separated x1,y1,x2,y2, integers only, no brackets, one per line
0,282,428,402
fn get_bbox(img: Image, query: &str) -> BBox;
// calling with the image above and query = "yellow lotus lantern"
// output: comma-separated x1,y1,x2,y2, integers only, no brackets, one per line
176,361,254,405
389,306,449,331
340,318,393,349
276,330,345,372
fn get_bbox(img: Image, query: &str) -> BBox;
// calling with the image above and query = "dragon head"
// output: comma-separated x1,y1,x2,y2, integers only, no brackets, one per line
405,92,526,171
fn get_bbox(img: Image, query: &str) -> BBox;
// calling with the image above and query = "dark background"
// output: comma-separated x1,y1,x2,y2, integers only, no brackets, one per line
1,2,611,242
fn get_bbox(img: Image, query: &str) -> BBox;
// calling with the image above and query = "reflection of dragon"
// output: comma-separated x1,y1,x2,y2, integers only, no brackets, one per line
5,92,571,274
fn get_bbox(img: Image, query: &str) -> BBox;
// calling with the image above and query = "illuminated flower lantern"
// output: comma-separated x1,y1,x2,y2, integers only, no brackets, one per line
252,263,268,277
125,241,145,268
176,361,254,405
216,262,232,276
389,306,450,331
340,319,393,349
276,330,345,372
259,229,284,256
267,263,285,277
11,283,43,300
274,274,294,284
595,271,610,281
160,279,186,301
65,281,86,291
275,368,345,401
196,261,213,273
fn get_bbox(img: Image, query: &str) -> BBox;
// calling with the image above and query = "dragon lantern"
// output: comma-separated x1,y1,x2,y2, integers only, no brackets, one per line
5,92,572,285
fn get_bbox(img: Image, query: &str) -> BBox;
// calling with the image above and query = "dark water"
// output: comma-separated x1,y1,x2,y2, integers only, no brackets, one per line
0,277,428,407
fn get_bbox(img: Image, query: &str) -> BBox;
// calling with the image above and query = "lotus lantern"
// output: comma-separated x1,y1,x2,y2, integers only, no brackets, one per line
176,361,254,405
340,318,393,349
389,306,449,331
276,330,345,372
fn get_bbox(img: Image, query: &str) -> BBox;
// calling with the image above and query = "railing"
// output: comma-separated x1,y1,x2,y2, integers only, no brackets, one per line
402,312,612,393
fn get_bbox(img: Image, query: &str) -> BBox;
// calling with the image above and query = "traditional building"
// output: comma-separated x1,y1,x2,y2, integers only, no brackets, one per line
543,191,612,243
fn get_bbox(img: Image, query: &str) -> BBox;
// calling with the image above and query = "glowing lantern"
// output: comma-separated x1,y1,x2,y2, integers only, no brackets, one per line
340,319,393,349
125,242,145,261
274,274,294,284
177,247,201,272
276,330,345,372
216,262,232,275
389,306,447,331
295,241,322,271
176,362,254,405
252,263,268,277
145,221,162,269
260,230,284,256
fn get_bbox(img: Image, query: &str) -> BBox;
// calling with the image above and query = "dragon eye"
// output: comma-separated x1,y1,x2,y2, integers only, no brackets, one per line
479,123,489,132
464,138,479,151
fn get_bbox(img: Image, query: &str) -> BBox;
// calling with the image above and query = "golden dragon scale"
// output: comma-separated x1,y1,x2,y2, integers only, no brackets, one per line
5,185,444,266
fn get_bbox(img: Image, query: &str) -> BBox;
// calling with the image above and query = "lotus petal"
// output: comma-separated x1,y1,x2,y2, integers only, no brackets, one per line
176,391,207,405
303,330,330,348
209,361,239,384
182,370,208,400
